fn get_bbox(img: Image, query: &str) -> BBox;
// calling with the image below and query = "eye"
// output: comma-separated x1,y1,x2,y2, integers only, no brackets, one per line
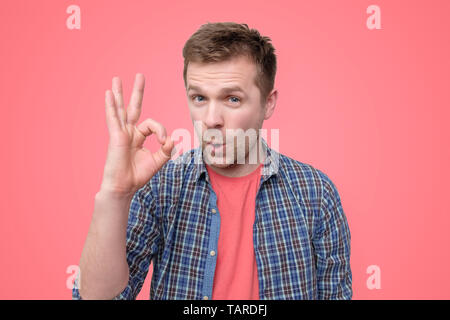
229,96,240,103
191,95,205,103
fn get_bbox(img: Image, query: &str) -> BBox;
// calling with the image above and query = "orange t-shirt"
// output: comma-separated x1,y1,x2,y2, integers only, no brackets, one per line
206,163,262,300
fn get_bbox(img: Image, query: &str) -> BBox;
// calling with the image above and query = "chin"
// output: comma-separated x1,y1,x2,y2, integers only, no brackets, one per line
203,154,237,168
205,158,233,167
208,162,235,169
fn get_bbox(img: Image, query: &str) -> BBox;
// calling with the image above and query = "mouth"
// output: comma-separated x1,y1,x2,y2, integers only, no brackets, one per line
205,142,225,151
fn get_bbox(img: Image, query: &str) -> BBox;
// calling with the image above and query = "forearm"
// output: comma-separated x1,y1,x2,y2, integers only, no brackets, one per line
78,190,134,299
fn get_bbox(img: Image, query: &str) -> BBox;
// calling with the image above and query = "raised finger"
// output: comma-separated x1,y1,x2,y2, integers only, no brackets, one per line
136,118,167,145
127,73,145,125
112,76,126,126
105,90,121,133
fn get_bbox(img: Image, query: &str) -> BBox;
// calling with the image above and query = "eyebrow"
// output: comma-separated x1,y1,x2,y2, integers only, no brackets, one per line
187,85,246,94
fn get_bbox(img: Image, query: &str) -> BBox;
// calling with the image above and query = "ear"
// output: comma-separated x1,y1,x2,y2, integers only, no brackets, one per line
263,89,278,120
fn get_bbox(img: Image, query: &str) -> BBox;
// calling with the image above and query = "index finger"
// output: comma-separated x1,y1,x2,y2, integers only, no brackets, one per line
127,73,145,125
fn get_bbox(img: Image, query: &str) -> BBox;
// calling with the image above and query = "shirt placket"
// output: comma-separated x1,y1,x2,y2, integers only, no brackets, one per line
253,169,275,299
200,183,221,300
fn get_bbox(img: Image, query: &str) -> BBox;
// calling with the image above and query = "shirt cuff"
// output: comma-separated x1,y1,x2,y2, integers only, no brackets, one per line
71,276,134,300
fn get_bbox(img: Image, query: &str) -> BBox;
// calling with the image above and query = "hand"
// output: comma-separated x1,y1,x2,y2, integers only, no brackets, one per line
100,73,174,197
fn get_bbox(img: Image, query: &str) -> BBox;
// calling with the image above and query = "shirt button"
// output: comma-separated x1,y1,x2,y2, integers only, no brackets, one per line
210,250,216,256
211,209,217,214
203,295,209,300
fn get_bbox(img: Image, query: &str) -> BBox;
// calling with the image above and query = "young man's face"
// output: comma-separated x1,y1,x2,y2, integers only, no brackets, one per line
186,55,277,169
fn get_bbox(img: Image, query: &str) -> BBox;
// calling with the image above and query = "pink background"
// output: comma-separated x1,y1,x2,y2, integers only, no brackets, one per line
0,0,449,299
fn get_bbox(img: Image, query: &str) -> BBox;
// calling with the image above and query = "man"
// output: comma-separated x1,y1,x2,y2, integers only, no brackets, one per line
72,22,352,300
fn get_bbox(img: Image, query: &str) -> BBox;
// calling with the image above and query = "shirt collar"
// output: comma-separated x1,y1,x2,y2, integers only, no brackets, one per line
192,137,280,183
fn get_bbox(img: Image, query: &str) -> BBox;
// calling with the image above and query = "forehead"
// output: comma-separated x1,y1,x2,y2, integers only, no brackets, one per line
186,56,257,91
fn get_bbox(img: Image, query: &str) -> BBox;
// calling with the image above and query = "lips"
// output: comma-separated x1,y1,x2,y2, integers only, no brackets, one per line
205,140,225,146
205,142,225,151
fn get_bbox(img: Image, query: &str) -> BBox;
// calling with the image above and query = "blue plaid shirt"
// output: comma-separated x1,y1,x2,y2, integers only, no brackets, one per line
72,138,352,300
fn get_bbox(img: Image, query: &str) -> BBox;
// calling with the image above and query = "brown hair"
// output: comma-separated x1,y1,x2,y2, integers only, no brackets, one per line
182,22,277,105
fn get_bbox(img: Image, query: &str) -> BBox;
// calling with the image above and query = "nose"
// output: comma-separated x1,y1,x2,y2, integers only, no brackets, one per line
204,101,224,129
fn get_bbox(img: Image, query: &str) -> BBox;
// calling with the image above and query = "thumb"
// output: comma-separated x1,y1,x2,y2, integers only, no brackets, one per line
153,136,175,167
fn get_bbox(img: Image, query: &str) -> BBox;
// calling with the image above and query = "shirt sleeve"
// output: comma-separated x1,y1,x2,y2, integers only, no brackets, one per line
312,171,353,300
72,181,161,300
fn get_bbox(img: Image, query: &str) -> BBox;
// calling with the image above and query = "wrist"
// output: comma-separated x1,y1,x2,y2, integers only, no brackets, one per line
95,188,136,202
